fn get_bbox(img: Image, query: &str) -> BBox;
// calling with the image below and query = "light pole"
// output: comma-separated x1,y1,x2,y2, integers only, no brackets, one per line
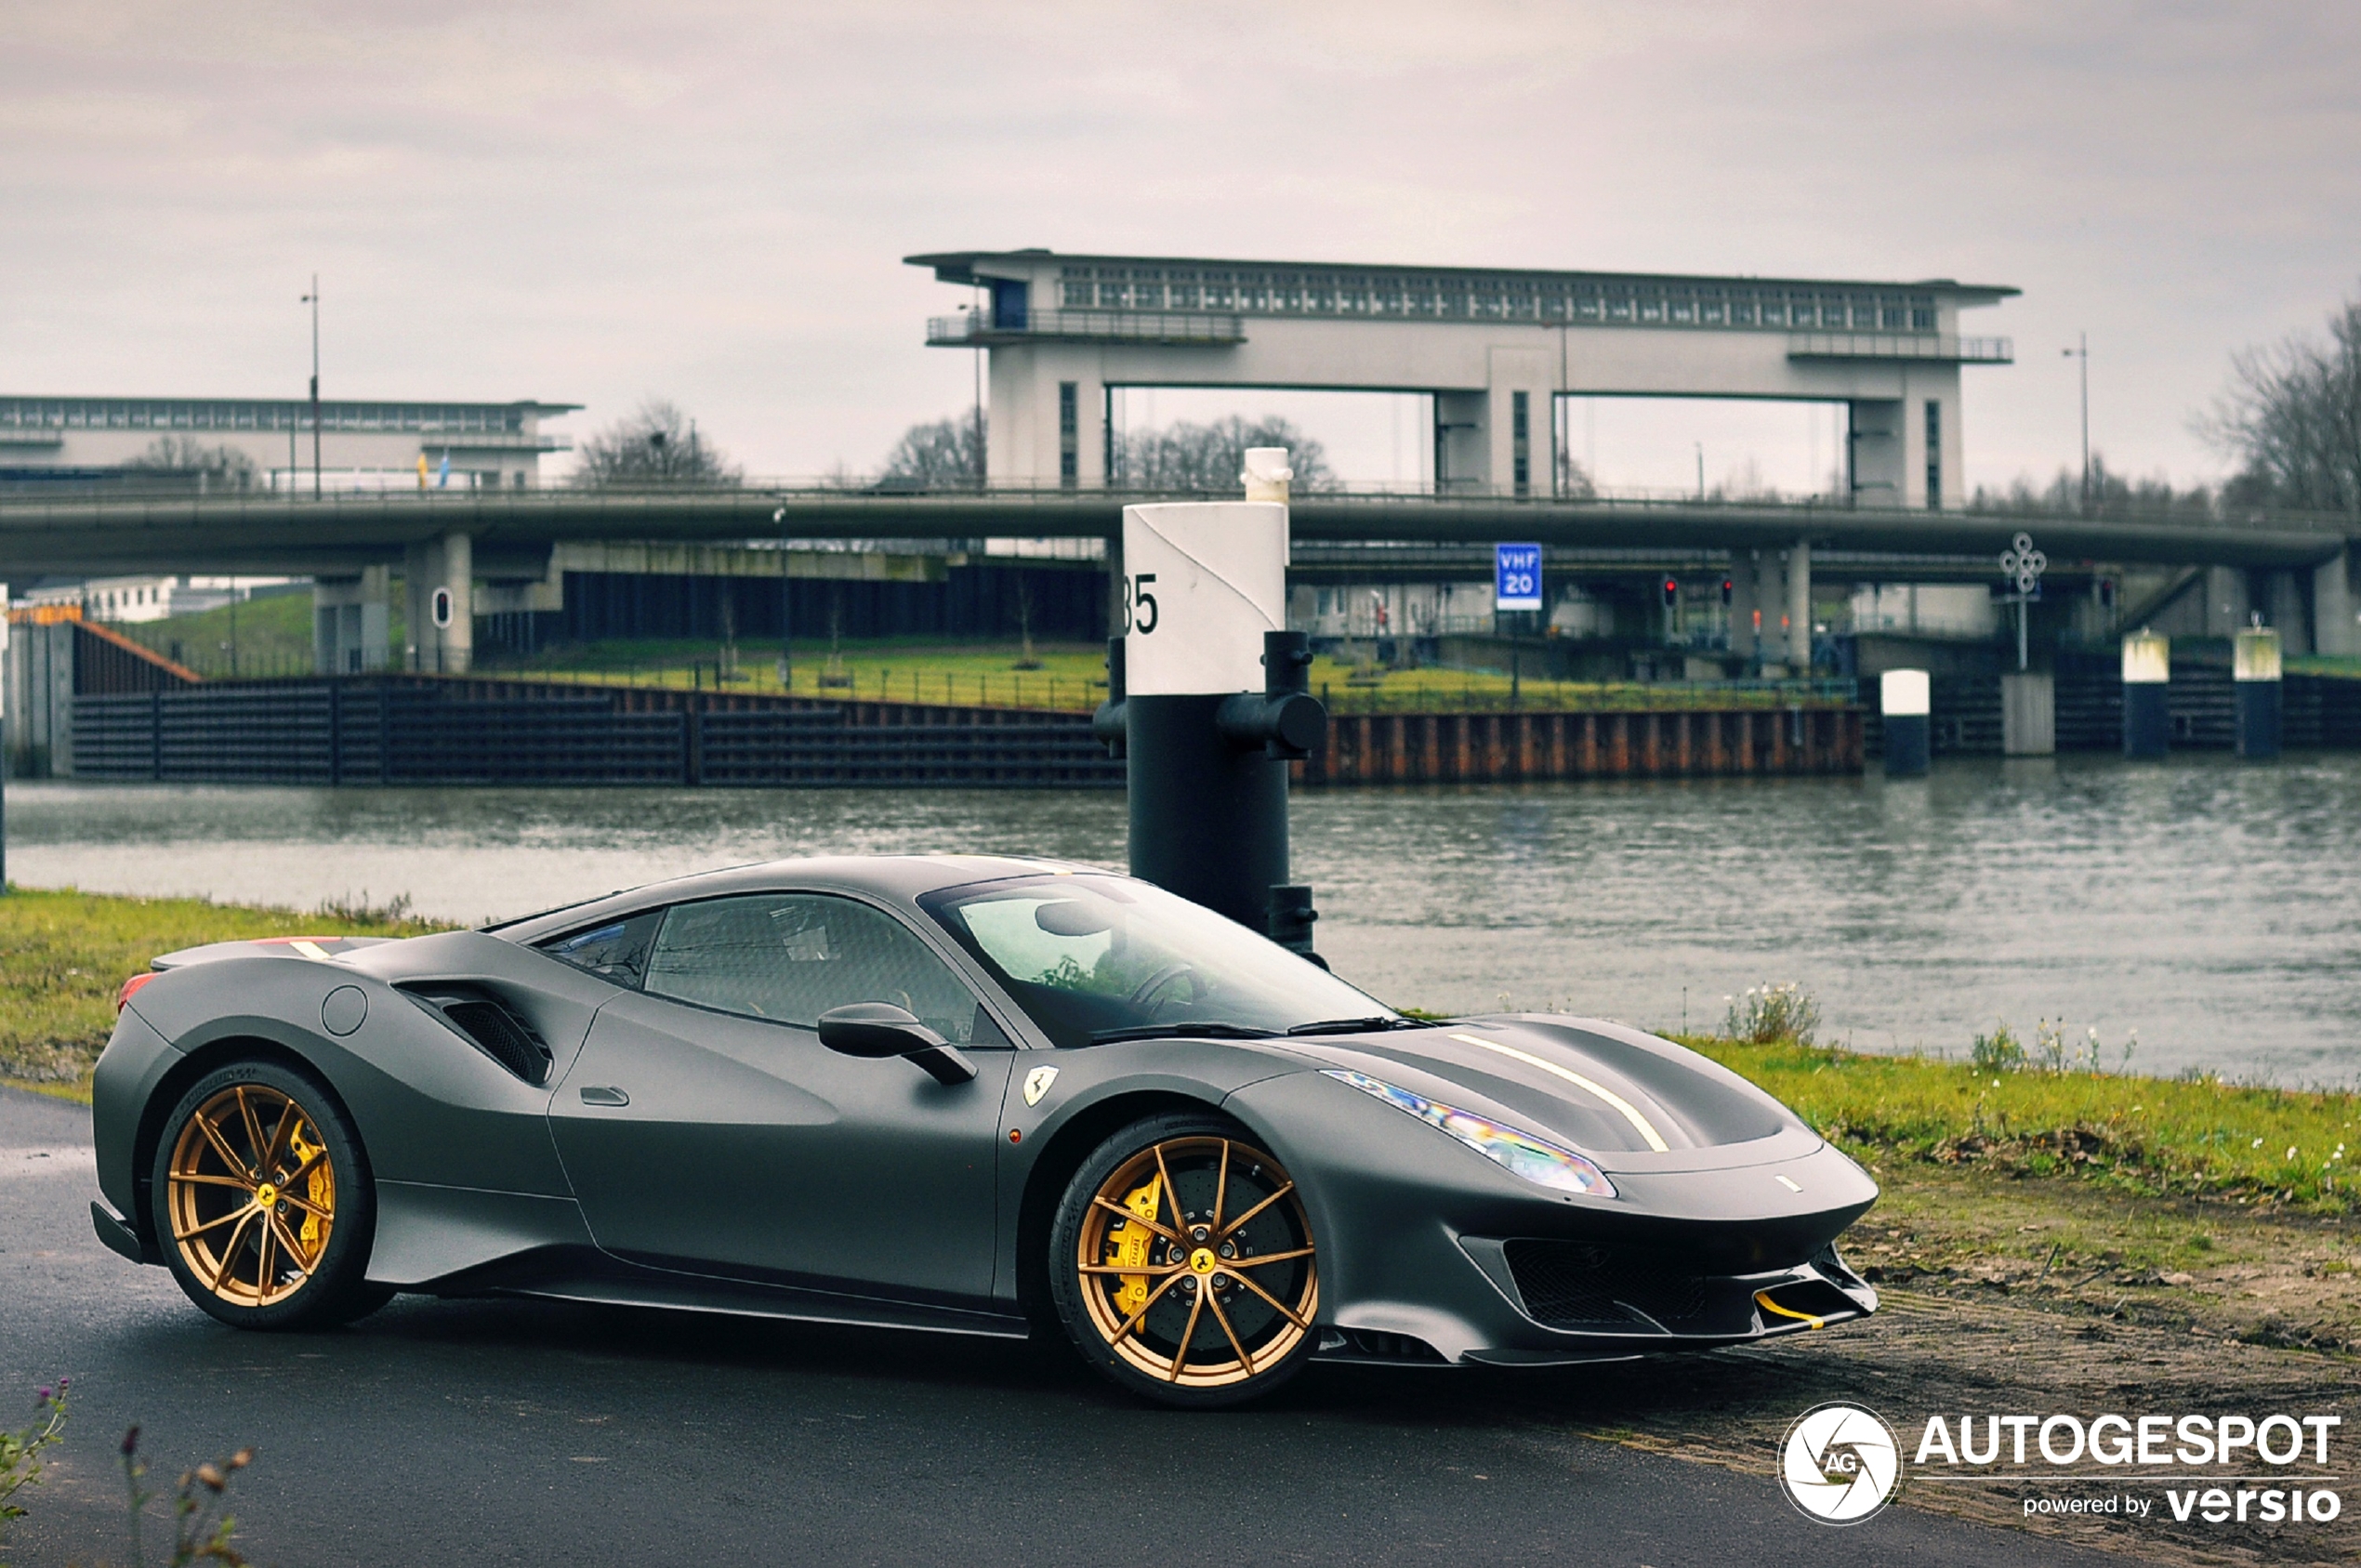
300,276,322,498
2062,333,2089,513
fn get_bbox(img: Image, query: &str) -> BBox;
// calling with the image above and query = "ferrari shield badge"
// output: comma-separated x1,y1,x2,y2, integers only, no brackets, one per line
1022,1066,1059,1107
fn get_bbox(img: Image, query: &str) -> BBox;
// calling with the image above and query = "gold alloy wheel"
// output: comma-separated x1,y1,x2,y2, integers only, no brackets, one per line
165,1085,336,1309
1075,1135,1317,1388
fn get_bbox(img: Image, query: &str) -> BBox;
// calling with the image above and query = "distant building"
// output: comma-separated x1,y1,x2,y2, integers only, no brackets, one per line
18,575,292,624
0,395,579,492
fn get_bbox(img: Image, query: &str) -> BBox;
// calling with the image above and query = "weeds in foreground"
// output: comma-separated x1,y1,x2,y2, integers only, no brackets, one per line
1,1379,69,1564
121,1425,254,1566
1723,982,1821,1047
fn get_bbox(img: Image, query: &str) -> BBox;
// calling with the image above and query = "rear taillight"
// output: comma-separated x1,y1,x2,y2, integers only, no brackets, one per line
117,971,160,1014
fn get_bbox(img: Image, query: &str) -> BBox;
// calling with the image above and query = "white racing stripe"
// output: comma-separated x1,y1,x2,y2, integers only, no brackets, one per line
1447,1032,1671,1153
289,940,336,961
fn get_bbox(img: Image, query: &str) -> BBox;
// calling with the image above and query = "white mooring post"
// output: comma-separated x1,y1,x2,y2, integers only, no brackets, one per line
1880,669,1930,776
2235,624,2282,759
1092,449,1327,953
2122,630,2170,758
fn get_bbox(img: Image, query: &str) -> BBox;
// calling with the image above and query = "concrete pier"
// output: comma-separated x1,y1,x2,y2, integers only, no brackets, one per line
2122,631,2170,758
403,531,473,673
2235,626,2282,759
313,564,391,675
2316,547,2358,657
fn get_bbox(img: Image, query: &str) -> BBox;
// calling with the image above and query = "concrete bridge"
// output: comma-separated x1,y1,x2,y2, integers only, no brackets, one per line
2,484,2354,670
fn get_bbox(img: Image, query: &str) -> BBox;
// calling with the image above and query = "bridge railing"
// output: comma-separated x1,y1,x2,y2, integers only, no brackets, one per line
3,469,2353,536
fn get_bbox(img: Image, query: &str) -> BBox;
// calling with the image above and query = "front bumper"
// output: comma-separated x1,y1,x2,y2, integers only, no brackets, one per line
1224,1071,1880,1367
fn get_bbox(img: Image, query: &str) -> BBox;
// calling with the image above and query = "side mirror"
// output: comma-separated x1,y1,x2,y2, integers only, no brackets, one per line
817,1003,977,1086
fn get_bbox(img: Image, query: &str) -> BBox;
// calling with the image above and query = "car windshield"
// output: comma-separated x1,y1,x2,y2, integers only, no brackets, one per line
921,874,1395,1049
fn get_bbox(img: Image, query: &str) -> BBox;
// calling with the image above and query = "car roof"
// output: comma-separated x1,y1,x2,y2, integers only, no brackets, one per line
486,853,1115,944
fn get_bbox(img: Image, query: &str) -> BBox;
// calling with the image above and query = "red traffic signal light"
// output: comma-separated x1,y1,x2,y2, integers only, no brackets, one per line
1721,577,1734,606
1662,578,1679,608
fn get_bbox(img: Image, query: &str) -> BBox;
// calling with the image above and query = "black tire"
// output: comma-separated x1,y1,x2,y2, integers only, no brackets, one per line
1048,1111,1320,1409
150,1059,378,1331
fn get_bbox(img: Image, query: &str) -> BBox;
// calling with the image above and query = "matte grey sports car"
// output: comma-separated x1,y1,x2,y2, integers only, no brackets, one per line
90,855,1878,1407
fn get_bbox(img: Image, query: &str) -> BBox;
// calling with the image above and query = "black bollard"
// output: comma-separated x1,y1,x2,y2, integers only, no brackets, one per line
2122,631,2170,758
1879,668,1929,777
2235,626,2282,759
1119,630,1323,936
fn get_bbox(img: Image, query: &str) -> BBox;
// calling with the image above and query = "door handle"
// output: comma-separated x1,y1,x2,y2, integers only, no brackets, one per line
578,1086,630,1107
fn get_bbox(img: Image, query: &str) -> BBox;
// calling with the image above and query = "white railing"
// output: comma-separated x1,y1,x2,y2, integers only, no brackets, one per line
926,310,1247,346
1787,332,2013,363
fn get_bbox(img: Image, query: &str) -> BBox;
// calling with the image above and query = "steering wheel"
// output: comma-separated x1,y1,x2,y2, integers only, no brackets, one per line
1128,961,1201,1009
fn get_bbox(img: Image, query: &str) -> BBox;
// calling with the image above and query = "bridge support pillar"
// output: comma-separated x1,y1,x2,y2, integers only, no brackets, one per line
2262,571,2310,654
404,531,473,674
2202,566,2251,638
1786,539,1812,673
313,564,390,675
2315,547,2358,657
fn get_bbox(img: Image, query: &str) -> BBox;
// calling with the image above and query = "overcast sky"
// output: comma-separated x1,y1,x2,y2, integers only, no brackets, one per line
7,1,2357,494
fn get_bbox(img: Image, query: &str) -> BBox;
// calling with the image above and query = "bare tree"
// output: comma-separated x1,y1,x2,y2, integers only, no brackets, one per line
1971,455,2217,520
877,412,985,490
574,399,741,487
123,435,257,490
2202,287,2361,516
1112,415,1334,492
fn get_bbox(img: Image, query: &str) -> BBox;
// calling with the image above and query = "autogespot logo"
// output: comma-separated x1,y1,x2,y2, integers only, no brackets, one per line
1779,1403,1902,1525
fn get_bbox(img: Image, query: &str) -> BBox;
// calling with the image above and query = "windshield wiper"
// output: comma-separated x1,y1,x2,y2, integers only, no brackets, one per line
1086,1022,1278,1046
1286,1015,1410,1036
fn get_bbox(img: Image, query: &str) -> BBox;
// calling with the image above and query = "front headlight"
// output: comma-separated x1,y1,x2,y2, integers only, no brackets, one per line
1322,1068,1616,1198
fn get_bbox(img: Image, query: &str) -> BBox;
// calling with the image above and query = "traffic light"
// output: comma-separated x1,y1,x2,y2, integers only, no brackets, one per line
1721,576,1734,606
1662,578,1679,609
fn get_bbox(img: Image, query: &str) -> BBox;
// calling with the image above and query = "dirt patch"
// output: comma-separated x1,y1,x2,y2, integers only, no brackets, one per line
1482,1164,2359,1564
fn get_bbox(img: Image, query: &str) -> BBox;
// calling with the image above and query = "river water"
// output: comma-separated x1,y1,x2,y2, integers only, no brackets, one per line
7,755,2357,1086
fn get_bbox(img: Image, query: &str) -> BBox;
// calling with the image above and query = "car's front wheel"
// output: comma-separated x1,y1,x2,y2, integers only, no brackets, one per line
1048,1113,1320,1408
151,1060,381,1330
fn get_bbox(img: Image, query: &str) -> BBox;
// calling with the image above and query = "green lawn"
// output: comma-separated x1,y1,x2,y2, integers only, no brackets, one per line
113,590,381,680
0,889,450,1093
482,639,1849,715
1681,1033,2356,1211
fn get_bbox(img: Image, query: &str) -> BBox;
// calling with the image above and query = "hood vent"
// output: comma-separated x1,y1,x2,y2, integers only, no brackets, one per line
400,984,553,1086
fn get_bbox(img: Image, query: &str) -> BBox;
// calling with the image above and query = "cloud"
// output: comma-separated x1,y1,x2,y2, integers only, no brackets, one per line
1,0,2355,484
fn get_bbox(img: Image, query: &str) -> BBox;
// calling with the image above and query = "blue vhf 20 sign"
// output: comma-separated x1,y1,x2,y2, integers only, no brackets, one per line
1496,543,1543,612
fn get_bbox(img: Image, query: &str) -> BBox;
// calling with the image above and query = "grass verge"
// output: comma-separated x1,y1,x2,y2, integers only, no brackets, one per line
1680,1034,2356,1212
0,888,453,1093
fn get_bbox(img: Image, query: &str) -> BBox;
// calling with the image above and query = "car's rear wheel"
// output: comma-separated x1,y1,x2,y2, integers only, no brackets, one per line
1048,1113,1320,1408
151,1060,379,1330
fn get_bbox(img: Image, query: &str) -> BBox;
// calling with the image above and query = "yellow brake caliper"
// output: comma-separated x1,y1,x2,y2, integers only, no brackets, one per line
1103,1175,1162,1320
287,1120,331,1262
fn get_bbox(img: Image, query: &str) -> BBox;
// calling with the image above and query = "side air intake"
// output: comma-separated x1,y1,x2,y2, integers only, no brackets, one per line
399,985,554,1086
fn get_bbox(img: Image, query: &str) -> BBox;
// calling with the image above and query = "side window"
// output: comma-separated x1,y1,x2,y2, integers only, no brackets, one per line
536,910,664,987
643,893,999,1045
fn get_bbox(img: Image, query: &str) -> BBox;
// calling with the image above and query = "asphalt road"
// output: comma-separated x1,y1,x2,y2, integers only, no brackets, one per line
0,1086,2127,1568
